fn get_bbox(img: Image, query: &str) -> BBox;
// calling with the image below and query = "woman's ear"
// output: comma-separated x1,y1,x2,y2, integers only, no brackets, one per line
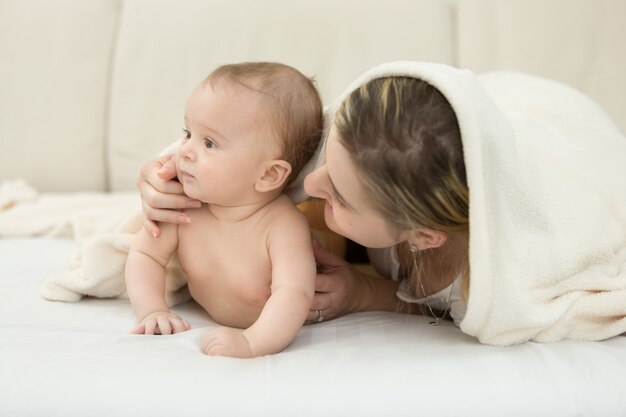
255,160,292,193
408,228,448,250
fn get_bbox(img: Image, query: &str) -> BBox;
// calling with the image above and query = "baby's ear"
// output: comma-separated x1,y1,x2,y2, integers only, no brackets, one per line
255,160,292,193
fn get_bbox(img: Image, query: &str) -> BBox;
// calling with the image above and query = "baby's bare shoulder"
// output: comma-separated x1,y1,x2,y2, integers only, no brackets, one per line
265,196,308,227
261,198,310,250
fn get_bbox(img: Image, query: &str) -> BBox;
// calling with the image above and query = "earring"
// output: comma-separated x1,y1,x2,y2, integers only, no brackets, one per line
409,244,418,253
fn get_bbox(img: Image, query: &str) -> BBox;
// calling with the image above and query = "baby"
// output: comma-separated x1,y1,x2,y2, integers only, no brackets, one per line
125,62,323,358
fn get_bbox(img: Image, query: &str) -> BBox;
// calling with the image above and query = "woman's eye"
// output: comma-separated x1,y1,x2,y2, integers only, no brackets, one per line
182,129,191,140
204,138,215,149
332,190,347,208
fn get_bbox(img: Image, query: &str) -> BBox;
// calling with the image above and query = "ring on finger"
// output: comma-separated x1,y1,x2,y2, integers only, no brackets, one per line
315,309,325,323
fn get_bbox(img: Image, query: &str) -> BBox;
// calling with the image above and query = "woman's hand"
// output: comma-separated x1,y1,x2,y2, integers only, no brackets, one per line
306,240,368,322
136,154,201,237
306,240,404,323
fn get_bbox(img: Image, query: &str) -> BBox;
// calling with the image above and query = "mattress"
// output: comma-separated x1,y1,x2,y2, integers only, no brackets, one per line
1,238,625,416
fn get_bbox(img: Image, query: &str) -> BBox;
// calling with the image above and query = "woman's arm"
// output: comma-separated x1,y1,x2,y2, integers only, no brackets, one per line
136,154,201,237
307,240,421,321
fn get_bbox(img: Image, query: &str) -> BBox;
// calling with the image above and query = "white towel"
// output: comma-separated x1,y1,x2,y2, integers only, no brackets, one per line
0,180,189,306
0,181,139,242
40,211,190,306
0,178,38,210
326,62,626,345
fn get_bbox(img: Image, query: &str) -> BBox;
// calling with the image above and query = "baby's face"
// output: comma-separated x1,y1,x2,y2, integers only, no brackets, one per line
176,81,280,205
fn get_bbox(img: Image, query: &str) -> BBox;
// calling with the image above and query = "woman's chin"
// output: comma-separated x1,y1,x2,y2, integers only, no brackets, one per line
323,209,343,237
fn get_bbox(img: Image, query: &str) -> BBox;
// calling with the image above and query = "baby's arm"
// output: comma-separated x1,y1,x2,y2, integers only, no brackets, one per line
125,222,190,335
203,210,315,357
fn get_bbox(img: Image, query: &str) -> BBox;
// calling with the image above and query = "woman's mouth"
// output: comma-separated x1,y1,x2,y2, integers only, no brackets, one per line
324,199,333,213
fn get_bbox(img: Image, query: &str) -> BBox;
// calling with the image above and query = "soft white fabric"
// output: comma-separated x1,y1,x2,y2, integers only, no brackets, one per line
2,238,626,417
0,178,38,210
321,62,626,345
0,179,189,305
0,179,138,242
39,212,190,307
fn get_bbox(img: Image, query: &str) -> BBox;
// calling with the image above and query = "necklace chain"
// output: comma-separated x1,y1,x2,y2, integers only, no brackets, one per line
410,245,453,326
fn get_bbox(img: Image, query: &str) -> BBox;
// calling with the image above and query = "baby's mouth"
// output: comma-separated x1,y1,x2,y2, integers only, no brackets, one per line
177,165,194,181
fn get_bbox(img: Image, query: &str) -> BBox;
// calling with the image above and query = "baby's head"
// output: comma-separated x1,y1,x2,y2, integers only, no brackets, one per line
206,62,322,185
178,62,323,203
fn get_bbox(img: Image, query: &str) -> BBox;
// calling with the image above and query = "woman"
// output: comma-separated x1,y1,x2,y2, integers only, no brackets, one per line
137,62,626,345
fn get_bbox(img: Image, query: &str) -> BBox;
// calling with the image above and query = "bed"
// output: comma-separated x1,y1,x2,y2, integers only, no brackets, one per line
1,237,625,416
2,0,626,415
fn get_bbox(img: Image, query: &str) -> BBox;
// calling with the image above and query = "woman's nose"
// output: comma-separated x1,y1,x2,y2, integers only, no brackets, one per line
304,165,331,199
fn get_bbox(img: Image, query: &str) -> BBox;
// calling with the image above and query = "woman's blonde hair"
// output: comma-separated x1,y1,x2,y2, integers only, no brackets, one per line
334,77,470,300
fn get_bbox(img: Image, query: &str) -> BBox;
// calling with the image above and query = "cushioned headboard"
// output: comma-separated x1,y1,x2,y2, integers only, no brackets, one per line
105,0,456,191
0,0,119,192
457,0,626,134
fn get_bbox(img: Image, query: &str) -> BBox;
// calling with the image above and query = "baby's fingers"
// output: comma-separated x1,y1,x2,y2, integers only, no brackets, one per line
201,333,217,355
129,323,146,334
157,318,172,335
171,318,191,334
144,319,158,335
203,339,225,356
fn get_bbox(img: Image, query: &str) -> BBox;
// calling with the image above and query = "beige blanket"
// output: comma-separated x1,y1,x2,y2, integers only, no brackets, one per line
336,62,626,345
0,180,189,305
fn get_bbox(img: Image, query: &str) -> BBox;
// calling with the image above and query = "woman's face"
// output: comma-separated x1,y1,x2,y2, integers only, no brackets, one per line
304,125,408,248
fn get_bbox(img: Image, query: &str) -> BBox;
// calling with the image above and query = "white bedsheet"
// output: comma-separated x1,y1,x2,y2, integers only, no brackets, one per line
1,238,626,416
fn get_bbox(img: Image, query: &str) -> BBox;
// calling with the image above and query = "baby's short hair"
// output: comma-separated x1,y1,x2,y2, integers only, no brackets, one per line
206,62,323,185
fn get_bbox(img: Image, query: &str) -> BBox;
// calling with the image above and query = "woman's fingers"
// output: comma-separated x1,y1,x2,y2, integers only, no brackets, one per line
142,217,161,239
137,155,199,203
156,156,178,180
139,170,185,207
312,239,343,268
145,187,197,210
136,155,202,227
310,291,332,311
141,200,191,225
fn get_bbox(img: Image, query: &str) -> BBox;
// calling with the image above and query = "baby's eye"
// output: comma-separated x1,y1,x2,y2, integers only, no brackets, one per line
182,129,191,140
204,138,216,149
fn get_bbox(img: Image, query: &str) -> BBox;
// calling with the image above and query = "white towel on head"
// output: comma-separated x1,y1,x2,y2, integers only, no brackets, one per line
310,61,626,345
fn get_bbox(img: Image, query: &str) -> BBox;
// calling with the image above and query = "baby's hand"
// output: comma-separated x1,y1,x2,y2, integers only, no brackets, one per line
130,310,191,335
201,327,253,358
